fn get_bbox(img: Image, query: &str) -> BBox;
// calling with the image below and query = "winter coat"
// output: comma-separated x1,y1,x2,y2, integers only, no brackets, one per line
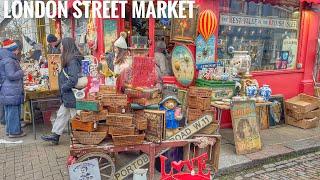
0,49,24,105
59,55,83,108
47,41,61,54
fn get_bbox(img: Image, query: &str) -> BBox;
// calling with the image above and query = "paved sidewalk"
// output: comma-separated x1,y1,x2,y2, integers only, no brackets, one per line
220,151,320,179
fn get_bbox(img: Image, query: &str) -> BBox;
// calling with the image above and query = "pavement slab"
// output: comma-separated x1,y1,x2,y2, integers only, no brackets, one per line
245,144,293,161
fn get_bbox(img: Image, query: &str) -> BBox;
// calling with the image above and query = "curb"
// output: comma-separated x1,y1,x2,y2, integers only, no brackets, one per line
216,144,320,176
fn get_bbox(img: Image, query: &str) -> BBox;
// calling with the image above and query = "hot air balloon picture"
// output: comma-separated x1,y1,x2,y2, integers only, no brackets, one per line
196,10,218,69
172,45,195,87
170,7,199,43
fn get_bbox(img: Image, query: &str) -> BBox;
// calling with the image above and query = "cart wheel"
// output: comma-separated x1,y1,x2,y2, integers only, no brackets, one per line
77,152,115,180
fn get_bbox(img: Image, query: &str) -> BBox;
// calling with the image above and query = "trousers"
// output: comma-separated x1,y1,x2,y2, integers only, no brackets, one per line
0,104,4,125
52,104,76,135
4,105,22,135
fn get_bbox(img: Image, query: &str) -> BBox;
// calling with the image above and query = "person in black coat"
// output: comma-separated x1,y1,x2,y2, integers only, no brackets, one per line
41,37,83,144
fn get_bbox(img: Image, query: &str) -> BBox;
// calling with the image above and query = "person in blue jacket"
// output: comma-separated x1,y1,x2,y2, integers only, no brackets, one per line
41,37,83,145
0,39,25,137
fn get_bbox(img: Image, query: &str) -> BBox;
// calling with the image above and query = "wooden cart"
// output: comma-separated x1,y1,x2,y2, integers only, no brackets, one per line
69,135,221,180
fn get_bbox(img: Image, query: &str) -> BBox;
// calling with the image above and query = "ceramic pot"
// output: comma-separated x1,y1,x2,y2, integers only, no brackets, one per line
230,51,251,75
246,85,258,98
259,85,272,101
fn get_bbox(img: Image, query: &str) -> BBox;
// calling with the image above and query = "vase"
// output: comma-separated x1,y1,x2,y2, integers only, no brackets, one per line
259,85,272,101
246,85,258,98
230,51,252,75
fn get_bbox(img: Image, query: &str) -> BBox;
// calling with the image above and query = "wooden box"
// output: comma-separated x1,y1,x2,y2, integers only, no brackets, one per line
94,110,109,121
187,96,211,110
107,106,130,113
133,111,148,130
100,94,128,107
79,111,95,122
99,85,116,94
198,123,219,134
112,134,145,146
105,113,133,126
125,88,160,99
286,116,319,129
285,94,320,113
76,100,101,112
286,108,320,120
71,118,96,132
188,86,212,98
109,125,135,136
131,97,162,106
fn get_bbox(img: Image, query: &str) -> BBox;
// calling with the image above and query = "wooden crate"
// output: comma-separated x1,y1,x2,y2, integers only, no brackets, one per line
71,118,96,132
108,125,135,136
79,111,95,122
72,131,106,145
100,94,128,107
76,100,101,112
188,86,212,98
285,94,320,113
107,106,130,113
286,108,320,120
286,116,319,129
125,88,160,99
131,97,162,106
187,96,211,110
112,134,145,146
133,111,148,130
105,113,133,126
94,109,109,121
99,85,116,94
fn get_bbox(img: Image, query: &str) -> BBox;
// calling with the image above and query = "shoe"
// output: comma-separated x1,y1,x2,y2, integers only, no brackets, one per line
8,132,26,138
20,122,27,128
41,133,60,145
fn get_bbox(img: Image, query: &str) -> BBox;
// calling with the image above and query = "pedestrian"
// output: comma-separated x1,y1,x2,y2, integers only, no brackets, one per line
41,37,83,145
47,34,61,54
0,39,26,137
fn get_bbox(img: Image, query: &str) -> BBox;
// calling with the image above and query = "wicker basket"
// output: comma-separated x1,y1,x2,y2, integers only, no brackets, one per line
79,111,95,122
188,86,212,98
109,125,135,136
112,134,145,146
187,96,211,110
73,131,107,145
134,112,148,130
106,113,133,126
96,125,109,134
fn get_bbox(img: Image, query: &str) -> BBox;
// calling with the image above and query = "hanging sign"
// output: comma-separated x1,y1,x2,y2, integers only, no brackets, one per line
172,45,195,87
196,35,216,69
220,14,298,30
231,100,262,155
114,114,213,180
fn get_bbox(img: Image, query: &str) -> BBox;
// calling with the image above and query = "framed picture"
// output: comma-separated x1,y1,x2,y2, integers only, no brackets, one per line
170,6,199,43
171,45,195,87
103,20,118,53
269,94,286,126
231,100,262,155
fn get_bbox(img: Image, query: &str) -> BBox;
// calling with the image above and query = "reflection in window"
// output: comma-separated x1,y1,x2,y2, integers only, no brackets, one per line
218,0,300,71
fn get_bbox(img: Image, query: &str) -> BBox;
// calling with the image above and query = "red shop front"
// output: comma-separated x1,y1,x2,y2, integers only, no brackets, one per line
55,0,320,128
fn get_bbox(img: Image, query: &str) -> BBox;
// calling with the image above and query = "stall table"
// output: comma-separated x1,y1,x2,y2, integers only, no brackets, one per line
25,90,60,139
211,101,272,131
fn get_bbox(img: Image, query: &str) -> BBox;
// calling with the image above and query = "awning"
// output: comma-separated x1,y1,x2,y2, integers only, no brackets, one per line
247,0,300,7
300,0,320,3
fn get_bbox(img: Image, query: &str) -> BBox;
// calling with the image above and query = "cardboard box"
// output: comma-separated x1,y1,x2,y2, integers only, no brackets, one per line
286,116,319,129
285,94,320,113
286,108,320,120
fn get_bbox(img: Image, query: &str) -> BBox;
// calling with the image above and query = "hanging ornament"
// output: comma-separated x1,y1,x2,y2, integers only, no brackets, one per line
198,10,217,41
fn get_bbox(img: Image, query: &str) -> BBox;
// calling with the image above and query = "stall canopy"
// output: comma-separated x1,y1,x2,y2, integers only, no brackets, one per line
247,0,300,7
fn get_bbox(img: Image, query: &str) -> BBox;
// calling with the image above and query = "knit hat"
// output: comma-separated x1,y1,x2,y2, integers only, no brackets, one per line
47,34,58,43
114,32,128,49
2,39,18,52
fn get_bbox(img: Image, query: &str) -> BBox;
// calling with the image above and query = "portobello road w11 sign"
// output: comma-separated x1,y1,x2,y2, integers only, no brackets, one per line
114,114,213,180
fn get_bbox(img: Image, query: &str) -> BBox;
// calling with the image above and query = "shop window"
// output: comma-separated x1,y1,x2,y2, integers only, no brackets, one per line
218,0,300,71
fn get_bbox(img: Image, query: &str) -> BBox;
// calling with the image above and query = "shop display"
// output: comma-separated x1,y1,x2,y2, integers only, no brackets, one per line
170,6,199,43
231,100,262,155
172,45,195,87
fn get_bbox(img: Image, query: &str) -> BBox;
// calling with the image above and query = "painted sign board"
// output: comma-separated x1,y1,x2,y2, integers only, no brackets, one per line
196,35,216,69
69,159,101,180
